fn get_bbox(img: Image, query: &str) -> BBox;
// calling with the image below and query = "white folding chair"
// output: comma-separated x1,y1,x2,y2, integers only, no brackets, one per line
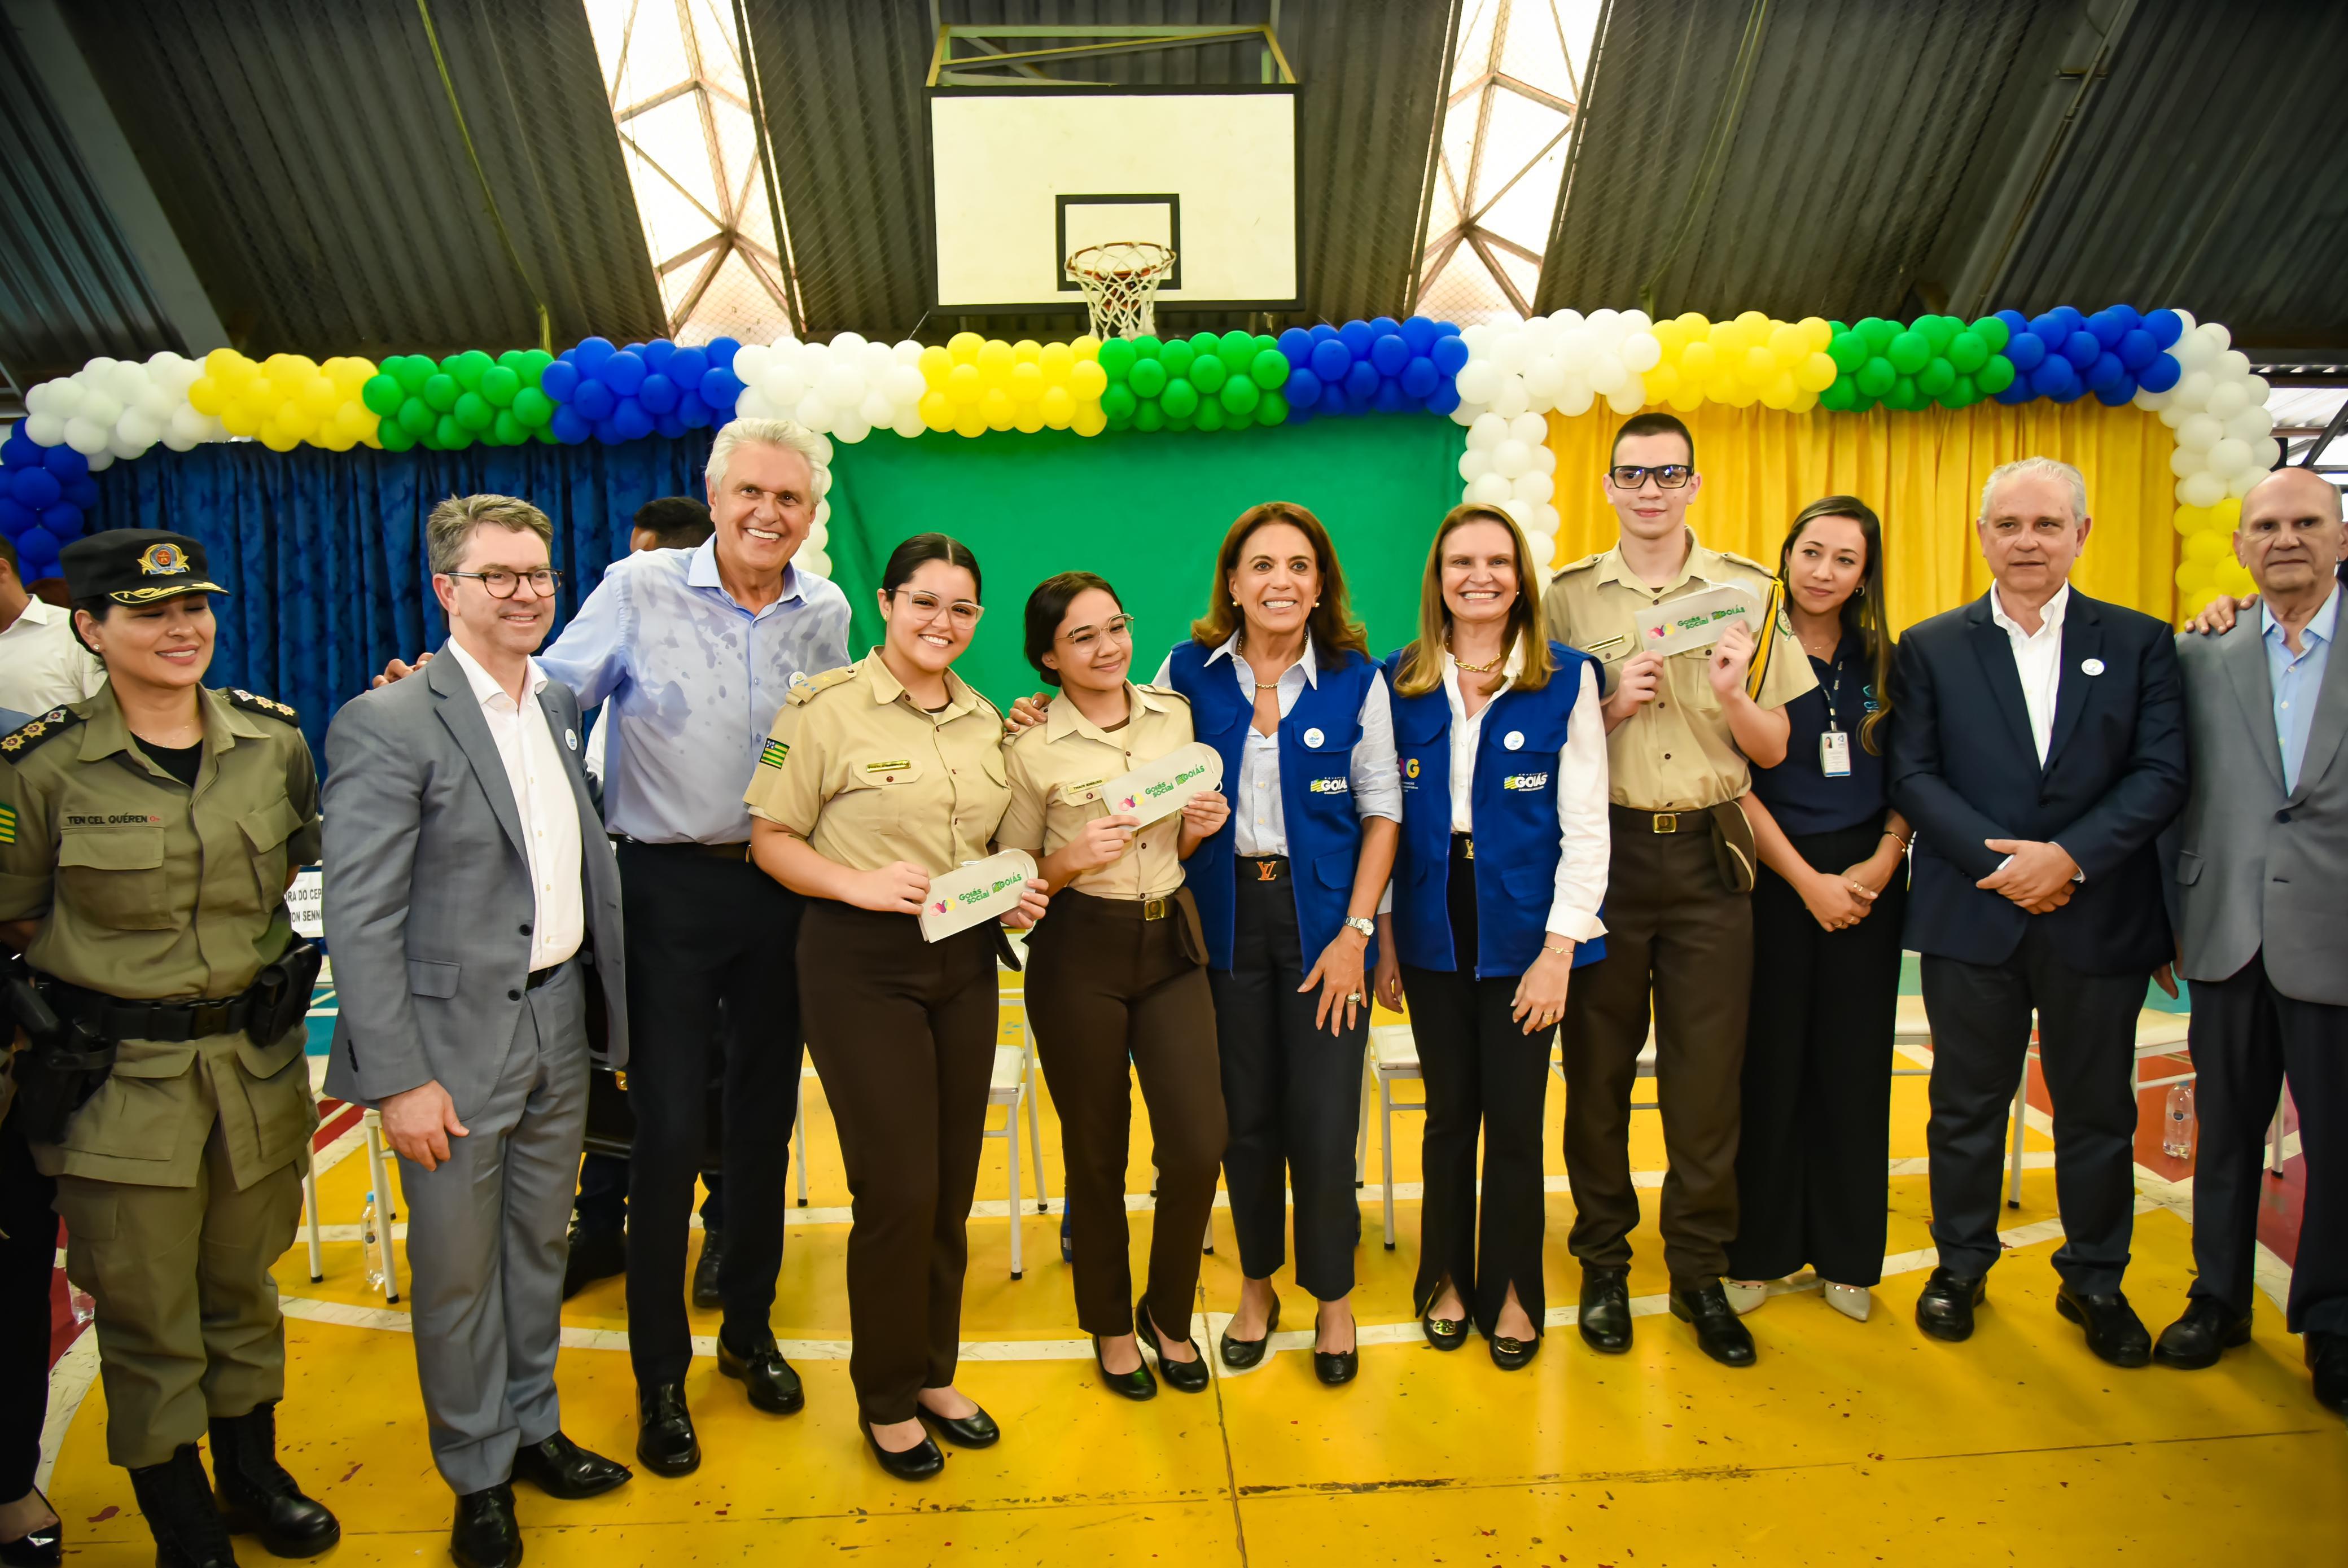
982,1044,1039,1279
1546,1028,1658,1106
360,1109,402,1303
300,960,336,1281
997,979,1053,1216
1371,1024,1423,1249
2270,1088,2292,1176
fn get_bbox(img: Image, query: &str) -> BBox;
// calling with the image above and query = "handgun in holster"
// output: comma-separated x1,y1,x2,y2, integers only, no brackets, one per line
5,957,114,1144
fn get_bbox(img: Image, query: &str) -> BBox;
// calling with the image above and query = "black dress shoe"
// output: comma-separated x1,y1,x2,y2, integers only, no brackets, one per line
510,1431,632,1500
717,1330,805,1414
1488,1333,1538,1372
1915,1267,1986,1342
1578,1267,1632,1355
2308,1331,2348,1416
1421,1304,1469,1352
561,1227,626,1301
634,1383,700,1477
2154,1298,2254,1370
1670,1281,1758,1368
1137,1302,1211,1394
691,1228,726,1312
1218,1297,1281,1369
0,1488,61,1567
1311,1308,1358,1386
917,1400,1000,1449
209,1400,342,1556
1093,1336,1158,1401
128,1445,238,1568
449,1484,521,1568
2056,1285,2152,1368
861,1421,944,1481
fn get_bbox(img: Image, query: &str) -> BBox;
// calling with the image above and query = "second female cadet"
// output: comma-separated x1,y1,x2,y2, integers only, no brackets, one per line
1156,502,1401,1385
999,572,1230,1401
745,534,1048,1481
1372,504,1610,1370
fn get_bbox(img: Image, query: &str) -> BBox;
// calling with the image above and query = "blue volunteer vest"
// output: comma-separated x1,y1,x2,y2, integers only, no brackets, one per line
1166,638,1381,971
1383,640,1607,979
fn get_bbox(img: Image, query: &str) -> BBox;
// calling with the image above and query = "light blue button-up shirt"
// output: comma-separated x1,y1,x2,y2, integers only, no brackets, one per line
2264,585,2337,794
541,538,852,843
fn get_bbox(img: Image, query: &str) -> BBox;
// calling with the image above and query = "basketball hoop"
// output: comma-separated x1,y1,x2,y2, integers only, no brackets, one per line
1067,240,1176,340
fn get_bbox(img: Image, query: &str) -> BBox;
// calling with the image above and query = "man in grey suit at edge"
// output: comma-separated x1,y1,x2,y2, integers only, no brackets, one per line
2156,466,2347,1418
323,494,634,1566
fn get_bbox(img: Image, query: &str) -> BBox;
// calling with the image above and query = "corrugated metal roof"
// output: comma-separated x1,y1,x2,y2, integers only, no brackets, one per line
61,0,667,359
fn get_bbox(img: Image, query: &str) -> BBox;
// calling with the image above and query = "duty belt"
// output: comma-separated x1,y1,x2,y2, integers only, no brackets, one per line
48,982,253,1044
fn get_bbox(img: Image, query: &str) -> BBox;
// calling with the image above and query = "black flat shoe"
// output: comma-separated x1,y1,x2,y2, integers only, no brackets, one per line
1093,1335,1158,1401
917,1400,1000,1449
510,1431,631,1499
1421,1306,1469,1351
449,1484,521,1568
2309,1330,2348,1416
1578,1266,1632,1355
1915,1267,1986,1342
634,1382,700,1477
2056,1285,2151,1368
561,1225,626,1301
0,1489,60,1567
1488,1333,1538,1372
1312,1308,1358,1386
717,1330,806,1414
691,1228,726,1312
861,1420,944,1481
1670,1280,1758,1368
2154,1298,2254,1370
1137,1302,1211,1394
1219,1296,1281,1369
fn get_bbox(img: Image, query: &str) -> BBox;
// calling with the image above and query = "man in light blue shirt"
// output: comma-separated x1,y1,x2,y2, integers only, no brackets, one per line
2264,571,2336,793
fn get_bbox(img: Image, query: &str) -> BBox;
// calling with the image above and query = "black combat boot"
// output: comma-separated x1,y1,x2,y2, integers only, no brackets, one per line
127,1445,239,1568
208,1402,341,1557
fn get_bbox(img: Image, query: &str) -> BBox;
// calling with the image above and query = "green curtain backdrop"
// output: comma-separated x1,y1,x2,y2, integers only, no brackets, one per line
823,414,1469,707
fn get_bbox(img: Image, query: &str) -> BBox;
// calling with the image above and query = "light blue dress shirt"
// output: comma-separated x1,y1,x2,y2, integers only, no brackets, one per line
540,538,851,843
2263,584,2337,794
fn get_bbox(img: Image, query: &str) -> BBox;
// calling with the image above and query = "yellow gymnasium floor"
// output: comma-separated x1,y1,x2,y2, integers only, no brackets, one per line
41,992,2348,1564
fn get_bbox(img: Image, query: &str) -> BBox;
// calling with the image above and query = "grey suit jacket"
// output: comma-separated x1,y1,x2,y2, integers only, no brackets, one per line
321,645,627,1114
2172,614,2348,1005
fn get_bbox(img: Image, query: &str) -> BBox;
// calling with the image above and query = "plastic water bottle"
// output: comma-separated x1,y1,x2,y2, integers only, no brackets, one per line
2163,1084,2196,1160
68,1285,95,1326
362,1192,386,1290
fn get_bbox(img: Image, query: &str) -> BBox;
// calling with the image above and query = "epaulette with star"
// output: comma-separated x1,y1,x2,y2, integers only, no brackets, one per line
0,706,80,758
784,665,859,706
224,688,300,724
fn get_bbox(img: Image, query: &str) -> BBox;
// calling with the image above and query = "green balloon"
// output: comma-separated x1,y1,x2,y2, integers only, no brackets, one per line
1976,355,2017,395
1160,339,1197,378
1886,374,1920,411
1159,378,1200,419
1919,316,1958,354
1129,358,1168,398
1946,373,1979,407
434,414,471,449
1219,376,1259,415
1217,330,1254,373
422,374,460,413
480,366,522,407
1130,334,1163,361
1855,357,1896,397
1858,317,1898,354
1133,400,1166,433
1101,383,1138,421
533,422,559,444
1190,354,1227,393
520,349,554,386
1971,316,2010,354
1256,388,1289,426
1917,358,1956,397
391,355,434,395
397,397,436,437
1250,348,1288,389
1817,376,1854,412
1188,331,1221,361
511,387,554,427
1827,331,1867,373
1193,398,1225,432
1098,339,1138,382
1946,331,1988,374
361,374,404,417
492,410,529,446
1885,331,1931,375
455,349,494,388
376,416,417,452
453,392,494,431
496,349,530,373
415,426,444,452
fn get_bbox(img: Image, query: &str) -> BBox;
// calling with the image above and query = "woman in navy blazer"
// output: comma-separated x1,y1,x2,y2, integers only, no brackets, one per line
1372,503,1610,1370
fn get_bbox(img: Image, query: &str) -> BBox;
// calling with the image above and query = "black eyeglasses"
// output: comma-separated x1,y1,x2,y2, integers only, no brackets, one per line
445,568,561,598
1607,464,1695,489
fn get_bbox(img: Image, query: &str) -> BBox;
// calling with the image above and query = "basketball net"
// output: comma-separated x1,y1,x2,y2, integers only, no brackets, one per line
1067,241,1175,340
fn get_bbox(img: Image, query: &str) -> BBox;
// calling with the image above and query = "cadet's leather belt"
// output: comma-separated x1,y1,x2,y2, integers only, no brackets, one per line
1611,803,1693,834
614,836,752,862
1236,854,1287,883
49,983,251,1044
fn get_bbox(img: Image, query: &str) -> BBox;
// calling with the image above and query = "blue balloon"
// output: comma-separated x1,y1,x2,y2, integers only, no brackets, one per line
703,336,740,369
641,338,677,372
1369,316,1403,340
676,392,713,429
2092,379,2137,406
1308,323,1341,344
1309,339,1352,383
2116,329,2159,373
654,411,689,440
1400,356,1440,397
11,470,60,510
600,351,647,397
573,336,617,374
1992,376,2035,406
1372,378,1411,413
0,498,34,533
0,430,37,469
1285,367,1323,409
2087,351,2128,393
667,347,709,389
2108,303,2142,333
1422,382,1462,417
1400,316,1439,354
1369,334,1410,376
40,505,83,539
2060,330,2099,369
2049,305,2085,335
2087,311,2124,349
549,405,592,444
64,477,97,510
2005,332,2048,373
1343,359,1381,402
1277,327,1314,364
636,373,680,415
1337,319,1375,358
1430,334,1470,376
2137,352,2181,393
572,379,617,421
2027,312,2067,344
590,416,624,445
42,444,89,481
540,359,581,401
2143,309,2184,349
610,398,654,442
2030,358,2079,398
1994,308,2031,340
697,367,742,409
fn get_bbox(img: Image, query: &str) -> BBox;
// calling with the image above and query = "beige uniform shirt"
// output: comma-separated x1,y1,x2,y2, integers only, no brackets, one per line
998,684,1194,900
1541,531,1816,812
743,651,1012,877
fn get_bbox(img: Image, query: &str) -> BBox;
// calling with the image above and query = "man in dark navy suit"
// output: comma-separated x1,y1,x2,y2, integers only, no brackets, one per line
1890,457,2188,1366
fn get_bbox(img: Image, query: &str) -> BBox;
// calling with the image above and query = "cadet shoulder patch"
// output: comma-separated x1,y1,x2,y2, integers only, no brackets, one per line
1714,549,1775,578
758,738,788,769
0,706,81,759
224,688,300,724
1140,682,1191,709
785,665,859,706
1550,552,1602,581
0,803,16,844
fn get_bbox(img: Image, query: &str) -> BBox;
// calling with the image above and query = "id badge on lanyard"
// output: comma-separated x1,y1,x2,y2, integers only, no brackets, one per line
1820,728,1852,777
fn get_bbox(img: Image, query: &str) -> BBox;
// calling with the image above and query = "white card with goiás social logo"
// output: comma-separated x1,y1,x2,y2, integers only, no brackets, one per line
1637,584,1760,655
918,848,1040,943
1100,742,1224,827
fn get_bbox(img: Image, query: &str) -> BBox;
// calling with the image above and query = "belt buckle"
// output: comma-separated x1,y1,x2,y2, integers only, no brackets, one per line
189,1001,228,1037
1653,812,1679,834
1463,835,1474,860
1142,895,1170,921
1254,859,1280,883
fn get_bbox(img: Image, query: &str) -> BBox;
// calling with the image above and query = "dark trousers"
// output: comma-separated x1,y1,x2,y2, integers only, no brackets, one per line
2186,952,2348,1336
1211,859,1369,1300
1026,887,1226,1339
1400,836,1554,1335
575,1151,724,1236
617,842,804,1386
798,903,998,1424
1,1116,55,1500
1727,818,1907,1286
1562,809,1752,1286
1921,929,2146,1293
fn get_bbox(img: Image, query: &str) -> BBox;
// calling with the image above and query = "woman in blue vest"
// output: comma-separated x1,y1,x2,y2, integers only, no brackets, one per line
1154,501,1401,1385
1370,503,1610,1369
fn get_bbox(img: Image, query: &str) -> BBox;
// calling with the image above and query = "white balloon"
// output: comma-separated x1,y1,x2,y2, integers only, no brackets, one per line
1492,439,1533,479
891,407,928,440
830,331,870,357
1455,361,1500,405
798,548,832,577
1469,471,1513,506
1459,449,1493,483
831,411,871,445
2169,332,2214,373
22,381,59,417
794,340,831,380
2174,414,2220,453
892,339,925,366
858,390,897,427
793,391,835,431
1512,469,1554,505
2201,322,2231,353
1532,502,1560,533
163,426,201,453
1586,352,1628,397
1606,386,1647,415
2225,467,2261,500
2206,437,2252,476
1522,529,1556,567
1467,412,1510,450
77,391,123,428
39,380,85,418
858,343,896,384
1532,444,1556,474
1508,411,1548,446
817,363,866,409
732,386,774,421
108,362,149,403
2132,386,2174,413
134,382,177,421
762,364,807,409
2158,401,2187,430
1489,332,1530,376
2214,349,2250,382
882,365,927,406
1523,354,1566,404
1620,309,1653,332
2170,446,2206,480
2172,370,2214,409
1620,332,1663,374
2171,308,2197,333
1552,331,1592,375
1554,380,1595,418
1547,308,1585,331
84,449,113,471
115,409,161,448
2223,407,2273,443
168,406,213,444
2178,471,2225,508
803,523,829,551
1461,323,1499,355
1490,376,1531,419
106,429,147,461
1450,403,1479,427
813,500,832,530
21,412,65,446
1518,316,1560,355
64,417,111,454
732,343,774,383
2244,374,2271,406
2251,436,2282,469
1586,308,1621,336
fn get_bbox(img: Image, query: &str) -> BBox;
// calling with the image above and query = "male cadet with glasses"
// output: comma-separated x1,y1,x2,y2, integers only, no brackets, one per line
1541,412,1813,1368
1891,457,2186,1367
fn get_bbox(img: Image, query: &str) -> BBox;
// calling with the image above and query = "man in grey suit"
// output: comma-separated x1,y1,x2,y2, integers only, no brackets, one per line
324,494,634,1565
2156,466,2346,1418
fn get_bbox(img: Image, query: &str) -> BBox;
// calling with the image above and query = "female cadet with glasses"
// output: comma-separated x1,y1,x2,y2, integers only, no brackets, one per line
998,572,1232,1401
1372,503,1610,1370
1723,497,1909,1322
745,534,1048,1480
1155,502,1401,1385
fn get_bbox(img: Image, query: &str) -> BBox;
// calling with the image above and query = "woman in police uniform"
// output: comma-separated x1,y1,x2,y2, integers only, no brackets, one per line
0,531,335,1568
1372,505,1610,1370
1156,502,1401,1386
999,572,1230,1401
746,533,1046,1481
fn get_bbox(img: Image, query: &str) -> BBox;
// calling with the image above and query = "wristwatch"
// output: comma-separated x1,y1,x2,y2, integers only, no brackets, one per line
1343,916,1375,939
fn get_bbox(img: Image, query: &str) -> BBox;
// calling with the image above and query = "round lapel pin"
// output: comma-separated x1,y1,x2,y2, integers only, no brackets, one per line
2081,658,2105,676
1303,726,1325,747
1504,729,1525,751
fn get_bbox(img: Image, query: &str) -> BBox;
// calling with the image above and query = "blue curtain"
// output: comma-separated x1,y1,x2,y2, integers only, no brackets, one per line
90,436,713,763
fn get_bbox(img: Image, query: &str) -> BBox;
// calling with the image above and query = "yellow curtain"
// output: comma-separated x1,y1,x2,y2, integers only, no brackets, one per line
1541,402,2181,633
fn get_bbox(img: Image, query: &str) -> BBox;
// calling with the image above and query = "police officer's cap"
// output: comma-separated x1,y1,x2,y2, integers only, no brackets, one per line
60,530,230,606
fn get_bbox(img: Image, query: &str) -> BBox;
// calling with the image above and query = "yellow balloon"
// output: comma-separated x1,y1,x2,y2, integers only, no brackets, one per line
1650,320,1687,357
1013,404,1045,435
1795,351,1839,393
187,375,226,417
1039,341,1074,380
1768,322,1807,361
1068,360,1108,399
982,388,1014,430
1733,309,1769,338
1679,341,1718,380
2183,529,2230,564
1667,383,1705,414
259,422,301,453
316,428,357,453
1742,346,1776,385
918,389,953,430
1762,371,1798,409
2210,497,2242,532
1071,334,1103,362
2172,503,2210,536
1674,312,1710,338
204,348,244,380
948,331,984,365
954,406,987,439
1011,339,1043,365
2174,560,2213,593
1010,362,1044,400
1789,388,1821,414
1040,385,1074,427
918,345,953,387
301,376,341,420
1071,403,1107,437
357,425,384,450
977,339,1014,378
1643,364,1680,404
947,363,983,402
220,399,265,437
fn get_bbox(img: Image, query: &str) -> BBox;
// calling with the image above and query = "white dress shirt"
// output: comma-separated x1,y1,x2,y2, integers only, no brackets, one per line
1154,634,1403,855
445,638,584,970
1988,581,2070,766
0,597,107,715
1442,647,1611,942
